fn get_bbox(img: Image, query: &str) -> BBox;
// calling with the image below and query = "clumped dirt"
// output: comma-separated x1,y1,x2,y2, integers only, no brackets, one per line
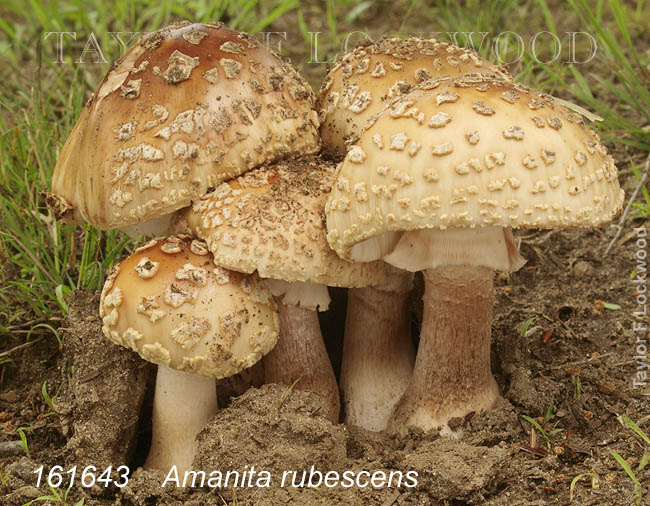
1,219,648,505
112,385,510,505
54,292,152,471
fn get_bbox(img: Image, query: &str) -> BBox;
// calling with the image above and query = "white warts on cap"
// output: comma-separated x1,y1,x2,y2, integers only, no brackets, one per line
159,50,199,84
136,296,167,323
134,257,160,278
220,58,242,79
103,286,123,308
170,317,212,350
175,263,208,286
164,284,197,308
182,29,207,45
121,79,142,99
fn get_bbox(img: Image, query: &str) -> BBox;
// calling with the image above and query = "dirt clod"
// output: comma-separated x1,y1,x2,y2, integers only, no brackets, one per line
55,292,152,470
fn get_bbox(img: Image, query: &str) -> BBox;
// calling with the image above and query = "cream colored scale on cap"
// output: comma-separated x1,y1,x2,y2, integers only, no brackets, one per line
176,156,393,288
49,22,320,230
99,235,279,379
326,77,624,259
316,37,511,155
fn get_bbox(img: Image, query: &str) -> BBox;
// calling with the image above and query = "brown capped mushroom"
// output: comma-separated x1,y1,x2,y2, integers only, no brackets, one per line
47,21,320,235
317,38,511,431
99,235,278,472
174,155,394,423
316,36,511,156
325,77,624,435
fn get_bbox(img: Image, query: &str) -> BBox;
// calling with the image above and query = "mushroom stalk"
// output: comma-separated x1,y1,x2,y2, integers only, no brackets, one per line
341,286,414,431
145,366,217,473
263,302,340,423
388,266,499,436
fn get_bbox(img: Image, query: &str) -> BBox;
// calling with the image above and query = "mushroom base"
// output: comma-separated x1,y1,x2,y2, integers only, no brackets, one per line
388,266,500,436
263,302,340,423
341,285,414,431
144,366,217,475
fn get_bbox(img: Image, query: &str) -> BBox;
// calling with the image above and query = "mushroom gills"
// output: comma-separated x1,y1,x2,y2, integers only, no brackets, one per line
382,226,526,272
264,279,331,312
348,230,402,262
119,214,174,239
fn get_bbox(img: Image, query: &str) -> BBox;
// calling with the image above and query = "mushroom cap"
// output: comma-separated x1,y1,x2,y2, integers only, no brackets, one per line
316,37,511,155
51,22,320,229
175,155,393,287
99,235,279,379
325,77,624,260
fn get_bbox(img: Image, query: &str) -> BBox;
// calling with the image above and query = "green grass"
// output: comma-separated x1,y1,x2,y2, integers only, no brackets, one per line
21,484,85,506
568,415,648,502
0,0,648,351
522,408,564,450
608,416,649,506
569,471,600,501
537,0,650,151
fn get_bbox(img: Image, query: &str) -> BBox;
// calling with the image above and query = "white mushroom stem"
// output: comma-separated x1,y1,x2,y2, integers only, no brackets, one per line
263,289,340,423
340,280,415,431
145,366,217,474
382,227,526,436
388,266,499,436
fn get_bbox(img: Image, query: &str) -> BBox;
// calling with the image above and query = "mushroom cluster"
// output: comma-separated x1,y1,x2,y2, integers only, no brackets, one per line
48,24,624,475
172,155,398,423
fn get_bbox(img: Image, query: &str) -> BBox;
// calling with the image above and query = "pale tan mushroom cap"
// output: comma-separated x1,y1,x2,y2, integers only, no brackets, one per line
326,77,624,259
316,37,511,155
176,156,392,287
99,235,279,379
51,22,320,229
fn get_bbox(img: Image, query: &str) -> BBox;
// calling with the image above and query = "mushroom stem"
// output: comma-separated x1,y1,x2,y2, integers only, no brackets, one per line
388,265,499,436
145,366,217,474
263,302,340,423
341,286,414,431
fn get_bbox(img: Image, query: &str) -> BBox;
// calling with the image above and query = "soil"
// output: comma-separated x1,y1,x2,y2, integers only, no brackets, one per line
1,5,650,506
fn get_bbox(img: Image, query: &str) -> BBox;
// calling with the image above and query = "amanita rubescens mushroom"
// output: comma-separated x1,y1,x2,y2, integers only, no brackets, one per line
99,235,278,472
316,36,511,156
325,76,624,435
173,155,393,423
316,36,513,431
46,21,319,235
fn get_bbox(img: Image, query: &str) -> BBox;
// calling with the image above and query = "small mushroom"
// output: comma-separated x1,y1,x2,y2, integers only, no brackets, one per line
99,235,278,472
325,78,624,435
174,155,394,423
47,22,320,234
